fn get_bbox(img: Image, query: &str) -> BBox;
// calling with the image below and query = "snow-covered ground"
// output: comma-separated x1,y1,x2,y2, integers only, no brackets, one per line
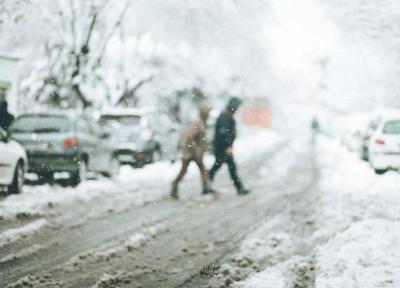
315,137,400,288
235,135,400,287
2,128,400,287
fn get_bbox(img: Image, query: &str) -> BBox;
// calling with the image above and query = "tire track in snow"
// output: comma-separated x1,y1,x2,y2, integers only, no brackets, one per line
0,219,48,249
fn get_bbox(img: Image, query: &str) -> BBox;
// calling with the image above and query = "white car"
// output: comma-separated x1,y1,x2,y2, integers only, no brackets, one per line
0,127,27,193
369,112,400,174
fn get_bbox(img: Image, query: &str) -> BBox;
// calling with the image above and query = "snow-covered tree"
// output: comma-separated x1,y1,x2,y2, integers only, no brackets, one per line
15,0,132,109
1,0,399,119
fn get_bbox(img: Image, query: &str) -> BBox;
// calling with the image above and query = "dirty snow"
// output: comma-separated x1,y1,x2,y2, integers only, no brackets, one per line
0,244,45,264
0,219,48,249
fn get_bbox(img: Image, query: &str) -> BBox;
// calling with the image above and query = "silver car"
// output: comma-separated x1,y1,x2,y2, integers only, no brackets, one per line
9,111,119,185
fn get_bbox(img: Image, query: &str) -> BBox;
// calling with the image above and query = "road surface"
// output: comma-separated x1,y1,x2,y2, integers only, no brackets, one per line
0,138,322,288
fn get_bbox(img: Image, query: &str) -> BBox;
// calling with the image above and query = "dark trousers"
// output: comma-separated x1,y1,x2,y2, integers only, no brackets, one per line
209,150,243,192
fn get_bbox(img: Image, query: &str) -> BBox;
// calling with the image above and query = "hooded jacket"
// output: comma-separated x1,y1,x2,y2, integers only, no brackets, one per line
213,110,236,153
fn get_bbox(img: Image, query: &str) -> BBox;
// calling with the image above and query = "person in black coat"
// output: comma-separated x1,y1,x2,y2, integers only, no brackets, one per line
0,101,15,132
208,97,249,195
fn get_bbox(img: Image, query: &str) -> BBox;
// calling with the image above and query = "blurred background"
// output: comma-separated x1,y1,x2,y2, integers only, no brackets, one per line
1,1,400,287
0,0,399,132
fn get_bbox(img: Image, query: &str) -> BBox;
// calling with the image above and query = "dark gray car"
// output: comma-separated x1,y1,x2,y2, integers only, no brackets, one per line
9,111,119,185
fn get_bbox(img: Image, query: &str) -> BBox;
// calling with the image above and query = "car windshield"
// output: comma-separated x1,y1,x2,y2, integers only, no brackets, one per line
383,120,400,135
99,115,141,131
10,115,71,133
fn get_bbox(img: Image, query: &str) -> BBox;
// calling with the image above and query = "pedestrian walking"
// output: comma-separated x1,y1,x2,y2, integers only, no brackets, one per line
0,100,15,132
208,97,249,195
171,104,214,199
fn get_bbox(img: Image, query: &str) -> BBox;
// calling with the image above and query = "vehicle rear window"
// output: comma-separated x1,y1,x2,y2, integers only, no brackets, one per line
10,115,71,133
383,120,400,135
99,115,141,130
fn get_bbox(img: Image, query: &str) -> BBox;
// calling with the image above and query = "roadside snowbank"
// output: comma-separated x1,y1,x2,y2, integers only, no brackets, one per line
316,219,400,288
236,136,400,287
314,137,400,287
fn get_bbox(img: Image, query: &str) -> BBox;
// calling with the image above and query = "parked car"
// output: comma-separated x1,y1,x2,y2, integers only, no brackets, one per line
9,111,119,185
361,116,381,161
368,112,400,174
99,108,163,167
0,127,27,194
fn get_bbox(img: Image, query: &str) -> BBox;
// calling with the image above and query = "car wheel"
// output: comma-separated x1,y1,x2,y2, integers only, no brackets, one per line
8,162,24,194
70,160,88,187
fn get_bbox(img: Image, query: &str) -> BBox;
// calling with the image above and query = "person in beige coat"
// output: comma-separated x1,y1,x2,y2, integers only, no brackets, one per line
171,104,213,199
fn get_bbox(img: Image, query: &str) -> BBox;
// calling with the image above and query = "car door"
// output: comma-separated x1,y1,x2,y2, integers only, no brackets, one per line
77,116,110,173
75,117,98,171
88,120,112,173
0,128,16,185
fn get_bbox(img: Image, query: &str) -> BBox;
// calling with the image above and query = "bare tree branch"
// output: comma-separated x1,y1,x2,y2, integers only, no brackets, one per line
69,0,78,53
82,8,97,54
116,76,154,106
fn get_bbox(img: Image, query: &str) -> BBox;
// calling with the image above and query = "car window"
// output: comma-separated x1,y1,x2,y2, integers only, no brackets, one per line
383,120,400,135
9,115,71,133
99,115,141,131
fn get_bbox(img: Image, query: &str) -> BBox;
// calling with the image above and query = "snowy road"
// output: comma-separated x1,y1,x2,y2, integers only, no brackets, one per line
1,131,399,287
0,130,316,287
